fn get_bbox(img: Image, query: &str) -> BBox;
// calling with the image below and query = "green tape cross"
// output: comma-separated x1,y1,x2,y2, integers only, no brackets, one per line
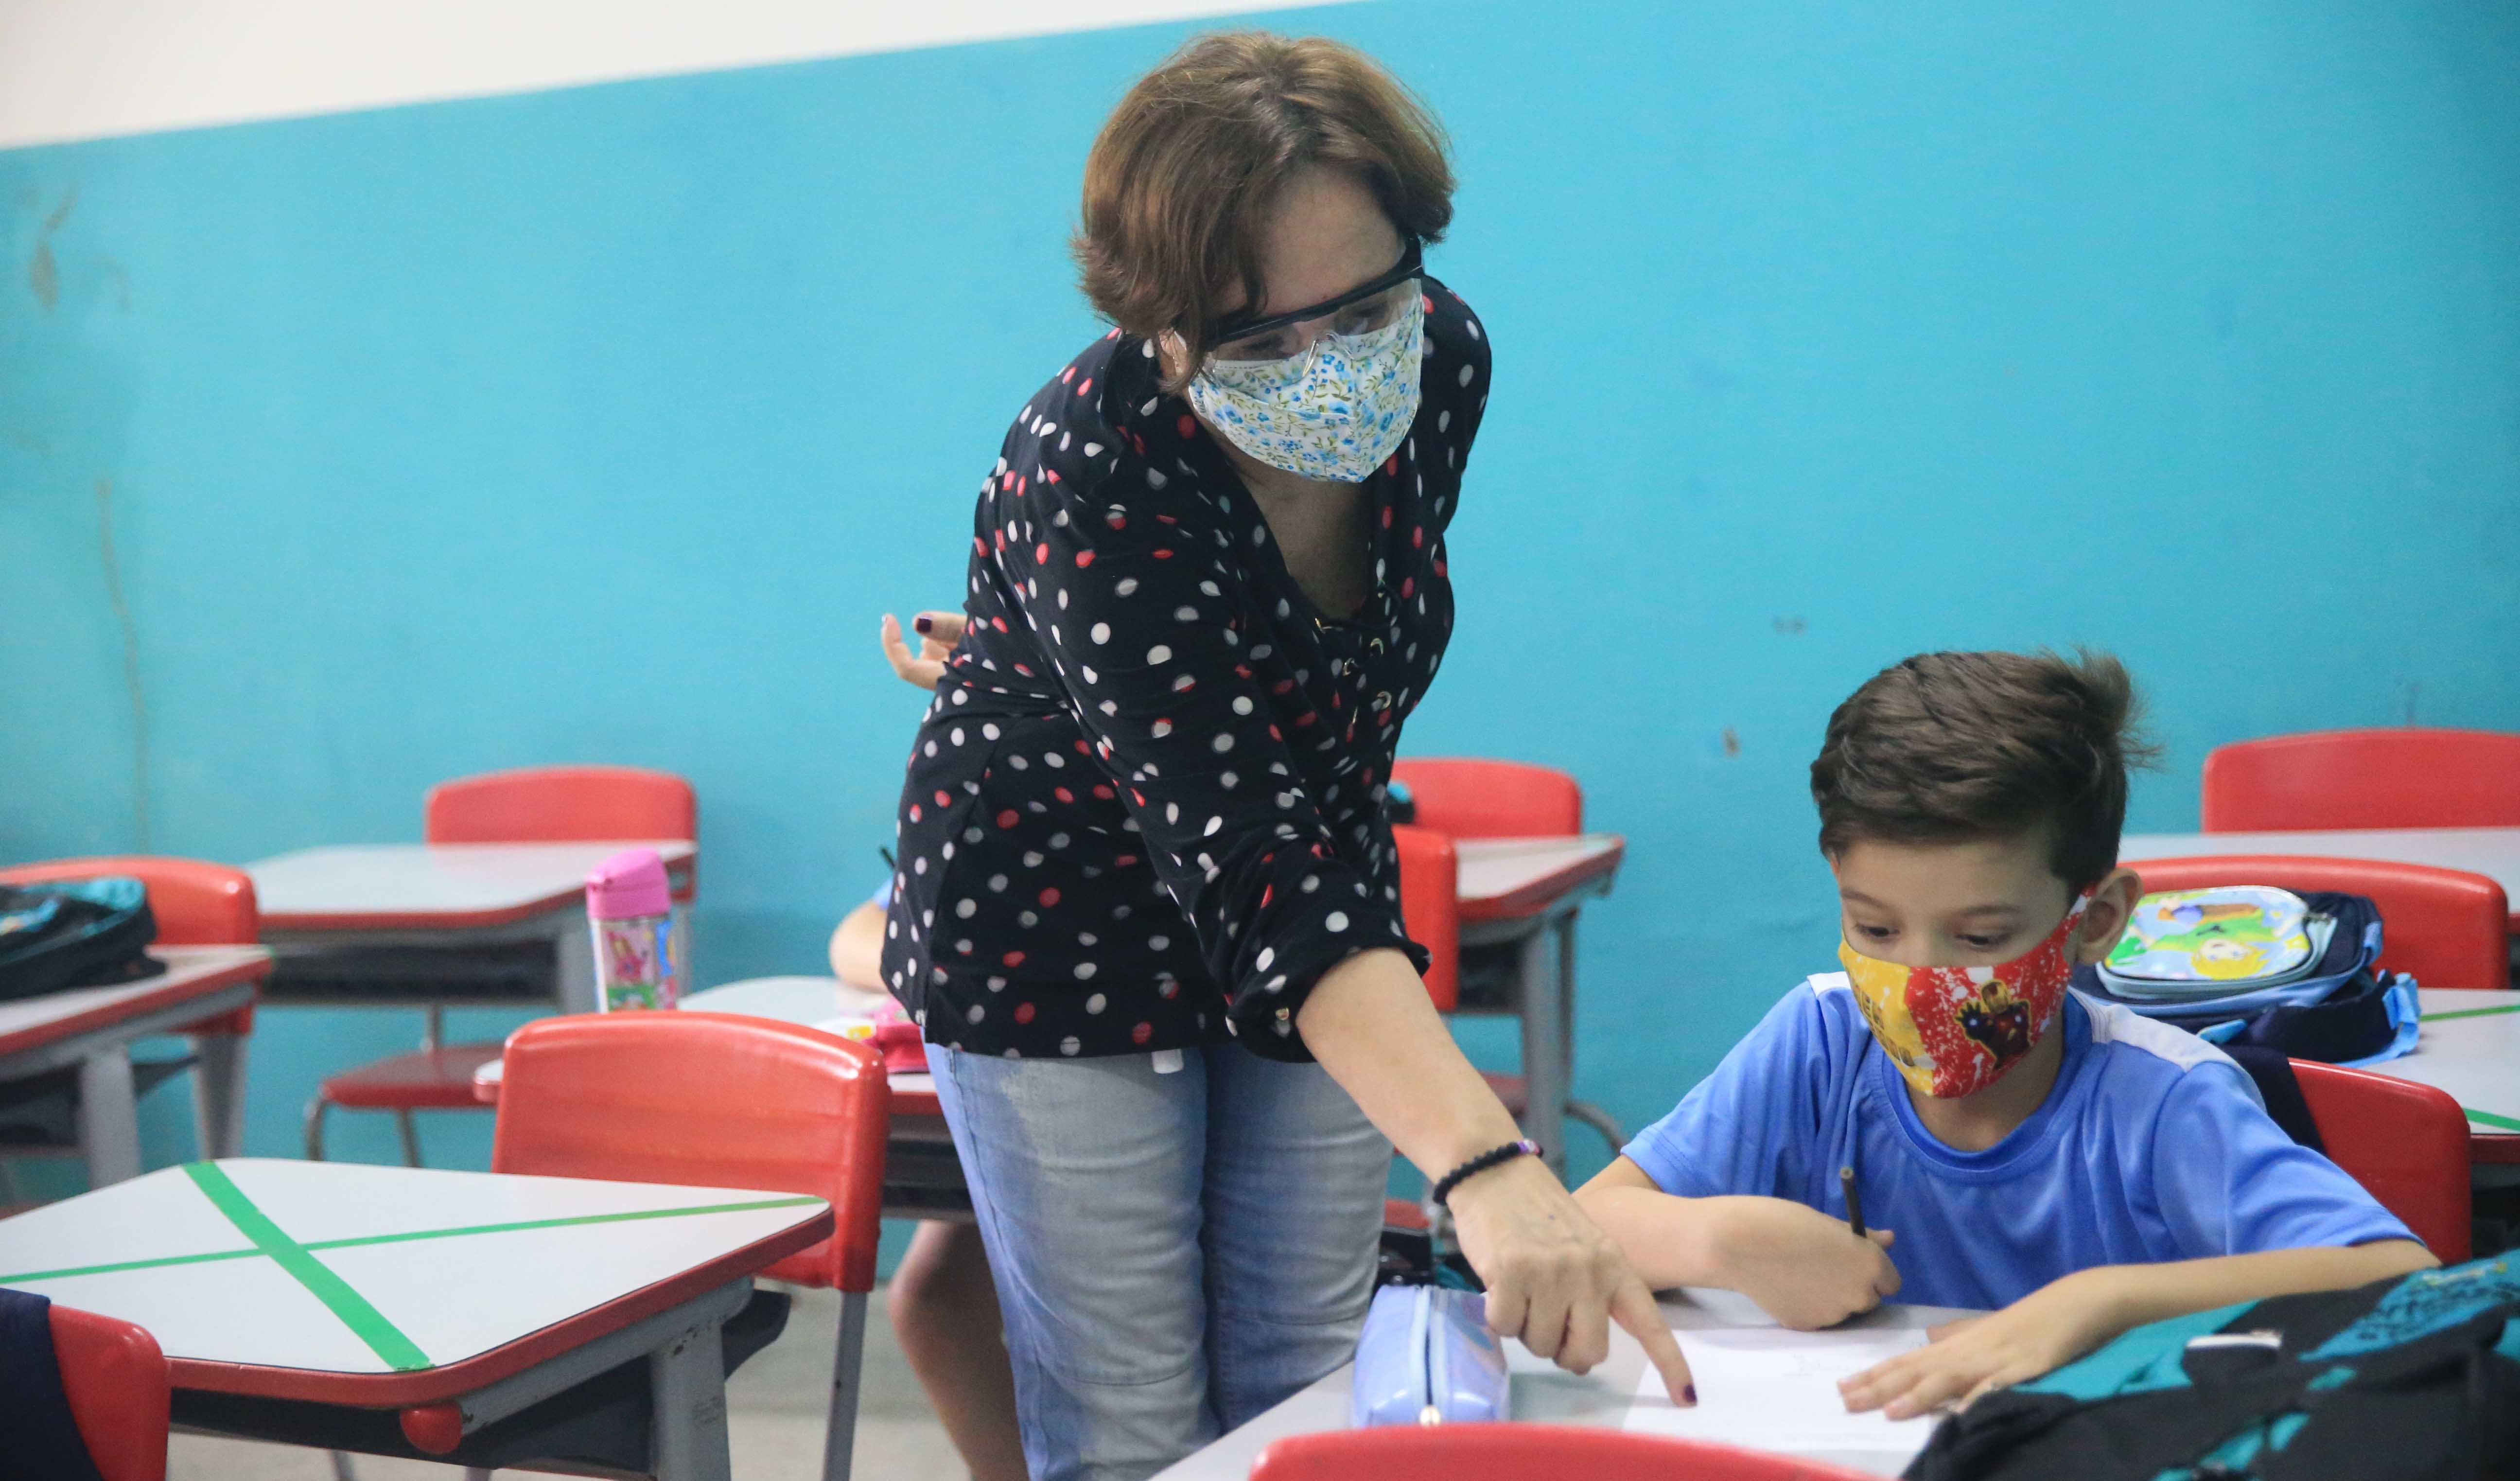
183,1162,434,1371
0,1189,825,1291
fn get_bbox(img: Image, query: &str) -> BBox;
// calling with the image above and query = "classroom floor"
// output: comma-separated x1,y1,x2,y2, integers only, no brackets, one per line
170,1284,967,1479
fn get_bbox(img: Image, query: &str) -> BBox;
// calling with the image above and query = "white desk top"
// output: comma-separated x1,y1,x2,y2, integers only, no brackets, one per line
2386,989,2520,1133
250,841,697,933
1155,1286,1972,1480
0,944,269,1061
2121,829,2520,916
1454,834,1625,921
0,1158,826,1404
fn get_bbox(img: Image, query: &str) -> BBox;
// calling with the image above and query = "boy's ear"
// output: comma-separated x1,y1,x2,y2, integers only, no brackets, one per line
2072,866,2145,964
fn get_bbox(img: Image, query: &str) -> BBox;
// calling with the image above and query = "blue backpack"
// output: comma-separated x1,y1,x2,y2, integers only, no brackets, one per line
1908,1256,2520,1480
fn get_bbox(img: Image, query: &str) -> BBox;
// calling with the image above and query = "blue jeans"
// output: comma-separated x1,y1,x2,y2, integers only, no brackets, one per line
925,1041,1390,1481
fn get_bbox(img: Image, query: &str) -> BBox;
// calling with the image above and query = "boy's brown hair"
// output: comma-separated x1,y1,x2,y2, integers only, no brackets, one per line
1811,650,2156,893
1073,32,1453,390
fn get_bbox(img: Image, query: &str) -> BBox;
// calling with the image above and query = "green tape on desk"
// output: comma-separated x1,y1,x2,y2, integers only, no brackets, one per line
2426,1003,2520,1023
183,1162,435,1372
0,1189,824,1292
2466,1107,2520,1133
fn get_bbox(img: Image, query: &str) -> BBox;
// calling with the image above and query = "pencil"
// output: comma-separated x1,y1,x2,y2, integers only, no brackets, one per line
1840,1165,1865,1238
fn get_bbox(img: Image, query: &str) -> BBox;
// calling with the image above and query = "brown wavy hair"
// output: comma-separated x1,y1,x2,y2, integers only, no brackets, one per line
1074,32,1453,391
1811,650,2161,893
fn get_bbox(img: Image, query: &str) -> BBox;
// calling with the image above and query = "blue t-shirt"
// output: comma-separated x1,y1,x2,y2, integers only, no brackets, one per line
1623,979,2415,1311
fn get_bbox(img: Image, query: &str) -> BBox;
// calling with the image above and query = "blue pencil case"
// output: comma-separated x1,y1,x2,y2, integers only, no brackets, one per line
1350,1283,1509,1428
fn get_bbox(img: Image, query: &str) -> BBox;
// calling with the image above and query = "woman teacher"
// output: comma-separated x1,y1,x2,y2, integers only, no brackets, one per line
881,34,1690,1480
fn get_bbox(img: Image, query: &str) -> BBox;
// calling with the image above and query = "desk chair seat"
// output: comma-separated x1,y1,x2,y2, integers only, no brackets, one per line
2204,727,2520,832
2291,1058,2473,1263
306,766,696,1172
51,1303,171,1481
1253,1424,1877,1480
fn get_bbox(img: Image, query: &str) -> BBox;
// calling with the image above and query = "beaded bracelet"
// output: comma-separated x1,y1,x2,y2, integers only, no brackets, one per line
1430,1138,1541,1208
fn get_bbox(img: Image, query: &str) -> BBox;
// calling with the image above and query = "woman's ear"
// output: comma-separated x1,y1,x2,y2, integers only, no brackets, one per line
2072,866,2145,965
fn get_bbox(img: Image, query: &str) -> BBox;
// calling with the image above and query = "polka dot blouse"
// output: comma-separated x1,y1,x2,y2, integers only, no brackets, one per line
882,279,1490,1061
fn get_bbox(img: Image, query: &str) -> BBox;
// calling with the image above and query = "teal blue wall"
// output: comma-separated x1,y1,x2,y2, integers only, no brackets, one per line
5,1,2518,1189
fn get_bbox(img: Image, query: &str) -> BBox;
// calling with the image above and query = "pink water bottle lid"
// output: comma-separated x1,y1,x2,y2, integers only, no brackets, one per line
587,847,671,920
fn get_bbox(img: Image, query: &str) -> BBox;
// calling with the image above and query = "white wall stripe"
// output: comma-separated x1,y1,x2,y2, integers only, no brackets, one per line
0,0,1356,151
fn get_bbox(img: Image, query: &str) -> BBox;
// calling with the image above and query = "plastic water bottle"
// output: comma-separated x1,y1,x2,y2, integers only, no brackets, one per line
587,847,683,1011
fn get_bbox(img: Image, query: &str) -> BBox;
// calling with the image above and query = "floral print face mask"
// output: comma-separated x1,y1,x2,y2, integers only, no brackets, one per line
1186,290,1426,484
1839,896,2089,1099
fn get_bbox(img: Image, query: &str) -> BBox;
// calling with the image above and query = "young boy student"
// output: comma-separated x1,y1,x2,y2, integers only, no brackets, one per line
1576,650,2435,1420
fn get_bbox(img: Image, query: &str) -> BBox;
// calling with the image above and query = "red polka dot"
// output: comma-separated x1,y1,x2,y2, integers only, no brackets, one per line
1075,550,1096,568
1105,511,1126,529
909,804,922,822
1296,712,1318,728
1381,506,1394,528
1034,544,1049,563
1115,854,1138,867
997,811,1019,829
1093,784,1116,800
1078,378,1093,397
1178,414,1199,440
1152,548,1174,560
1015,1003,1037,1023
1039,887,1062,907
1400,578,1415,598
933,790,951,806
1412,526,1425,548
1132,1022,1154,1045
1002,950,1026,967
1054,787,1075,803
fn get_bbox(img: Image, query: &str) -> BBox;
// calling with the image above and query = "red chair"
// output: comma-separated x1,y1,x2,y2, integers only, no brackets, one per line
494,1012,888,1481
1390,759,1623,1160
1252,1425,1877,1481
2203,728,2520,833
0,857,262,1176
305,766,697,1165
2291,1059,2472,1263
51,1303,171,1481
2121,855,2509,991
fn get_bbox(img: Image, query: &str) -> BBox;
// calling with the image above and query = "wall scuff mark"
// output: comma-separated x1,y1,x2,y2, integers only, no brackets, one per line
95,477,150,849
27,185,76,309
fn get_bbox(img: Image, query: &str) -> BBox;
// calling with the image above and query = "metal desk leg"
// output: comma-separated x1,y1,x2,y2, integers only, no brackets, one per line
649,1305,735,1481
555,910,599,1015
1517,925,1568,1175
822,1289,867,1481
188,1026,250,1159
79,1048,143,1186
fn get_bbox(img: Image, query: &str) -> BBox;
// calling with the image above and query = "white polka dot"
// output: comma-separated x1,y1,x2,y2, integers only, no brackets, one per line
1458,363,1473,386
1301,875,1320,893
955,899,976,918
1326,912,1349,933
1204,815,1223,836
1117,578,1139,596
1091,623,1111,644
1085,993,1107,1014
1232,696,1254,715
1256,947,1275,970
1148,645,1172,664
1061,1036,1082,1055
966,1005,986,1023
1075,962,1097,980
1152,720,1173,738
983,723,1001,740
1150,935,1170,951
1174,606,1198,622
950,727,965,745
989,874,1008,892
1212,734,1234,753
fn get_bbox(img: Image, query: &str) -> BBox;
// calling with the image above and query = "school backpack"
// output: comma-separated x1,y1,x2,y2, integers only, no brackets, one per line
2072,886,2417,1067
0,878,160,1004
1907,1256,2520,1481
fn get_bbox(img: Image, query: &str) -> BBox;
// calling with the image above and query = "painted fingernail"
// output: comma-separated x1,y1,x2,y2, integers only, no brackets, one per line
914,616,933,634
1681,1384,1697,1406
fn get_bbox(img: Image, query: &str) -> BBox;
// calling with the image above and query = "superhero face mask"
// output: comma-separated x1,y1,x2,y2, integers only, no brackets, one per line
1838,897,2089,1099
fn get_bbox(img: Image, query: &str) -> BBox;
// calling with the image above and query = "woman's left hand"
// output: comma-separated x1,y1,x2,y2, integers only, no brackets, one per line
880,611,966,691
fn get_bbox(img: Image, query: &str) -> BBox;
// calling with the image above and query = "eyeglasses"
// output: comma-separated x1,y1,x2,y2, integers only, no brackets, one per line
1206,239,1424,366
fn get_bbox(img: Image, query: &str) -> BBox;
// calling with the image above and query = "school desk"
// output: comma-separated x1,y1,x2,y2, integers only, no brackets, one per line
0,944,268,1186
1151,1284,1975,1481
0,1157,829,1480
1452,833,1627,1171
2384,988,2520,1166
2120,829,2520,932
469,978,962,1219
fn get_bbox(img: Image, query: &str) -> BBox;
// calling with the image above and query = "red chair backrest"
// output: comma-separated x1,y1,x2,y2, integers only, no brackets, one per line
2203,728,2520,832
425,765,697,845
1392,758,1583,840
51,1304,169,1481
2121,854,2509,990
491,1012,889,1292
0,856,257,945
1252,1425,1877,1481
2291,1059,2472,1263
1392,824,1461,1011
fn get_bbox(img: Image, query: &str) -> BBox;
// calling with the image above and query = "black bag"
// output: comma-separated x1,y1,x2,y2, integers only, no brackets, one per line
0,879,160,1004
1907,1257,2520,1481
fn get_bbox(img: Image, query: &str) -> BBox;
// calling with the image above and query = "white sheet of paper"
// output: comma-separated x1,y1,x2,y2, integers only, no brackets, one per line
1622,1325,1938,1457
